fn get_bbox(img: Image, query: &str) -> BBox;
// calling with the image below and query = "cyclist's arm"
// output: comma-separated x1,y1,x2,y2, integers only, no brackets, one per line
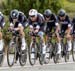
14,23,24,31
9,15,14,28
19,14,28,28
1,16,5,28
66,16,72,34
34,25,40,33
54,15,60,34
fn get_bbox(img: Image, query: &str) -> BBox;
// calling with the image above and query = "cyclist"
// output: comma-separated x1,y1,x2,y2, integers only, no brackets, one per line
44,9,61,55
9,9,28,51
28,9,46,54
0,12,5,52
57,9,72,52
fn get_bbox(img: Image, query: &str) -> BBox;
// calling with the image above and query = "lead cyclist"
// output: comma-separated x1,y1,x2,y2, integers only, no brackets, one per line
28,9,46,55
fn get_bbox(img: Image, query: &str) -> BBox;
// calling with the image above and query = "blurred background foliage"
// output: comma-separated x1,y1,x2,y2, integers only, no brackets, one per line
1,0,63,15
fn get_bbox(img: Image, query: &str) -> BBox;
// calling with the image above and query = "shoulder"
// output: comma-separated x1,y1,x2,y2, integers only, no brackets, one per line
19,11,27,19
72,17,75,23
51,13,57,20
38,13,43,17
37,13,44,21
65,14,70,19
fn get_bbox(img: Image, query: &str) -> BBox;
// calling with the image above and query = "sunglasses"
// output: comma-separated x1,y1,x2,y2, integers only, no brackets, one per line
45,15,50,18
59,14,65,17
30,15,35,18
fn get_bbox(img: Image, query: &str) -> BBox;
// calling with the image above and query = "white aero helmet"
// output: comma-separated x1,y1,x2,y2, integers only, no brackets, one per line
0,11,3,16
29,9,38,17
0,12,2,15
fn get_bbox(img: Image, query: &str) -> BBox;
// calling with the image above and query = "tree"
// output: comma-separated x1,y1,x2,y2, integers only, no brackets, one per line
4,0,63,15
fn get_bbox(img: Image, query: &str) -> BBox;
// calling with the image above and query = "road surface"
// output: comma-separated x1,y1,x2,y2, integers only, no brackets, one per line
0,54,75,71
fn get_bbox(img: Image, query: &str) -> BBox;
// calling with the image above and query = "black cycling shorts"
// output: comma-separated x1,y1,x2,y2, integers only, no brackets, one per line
61,24,68,33
45,25,56,34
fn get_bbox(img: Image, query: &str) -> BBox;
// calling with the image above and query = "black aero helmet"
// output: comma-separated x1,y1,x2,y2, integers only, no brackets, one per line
58,9,66,17
11,9,19,19
44,9,52,17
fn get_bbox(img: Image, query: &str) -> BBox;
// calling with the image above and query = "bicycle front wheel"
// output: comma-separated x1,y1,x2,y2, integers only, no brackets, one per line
44,43,53,64
19,45,27,66
29,42,37,66
53,43,60,63
39,43,45,65
7,41,16,67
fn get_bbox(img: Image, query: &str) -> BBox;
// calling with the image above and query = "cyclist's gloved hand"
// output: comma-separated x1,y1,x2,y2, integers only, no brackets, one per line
34,29,39,34
9,27,14,32
14,28,19,31
9,23,14,31
34,25,40,33
24,22,29,28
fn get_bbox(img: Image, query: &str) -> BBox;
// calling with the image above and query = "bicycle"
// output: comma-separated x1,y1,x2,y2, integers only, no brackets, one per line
7,31,27,67
52,33,61,64
38,35,46,65
44,32,60,64
44,32,54,64
60,32,72,62
29,31,46,65
28,32,38,66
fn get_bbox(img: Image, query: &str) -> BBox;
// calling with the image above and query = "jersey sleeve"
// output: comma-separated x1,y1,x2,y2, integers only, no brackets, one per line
9,14,13,23
66,15,72,27
0,16,5,28
52,14,59,26
66,15,71,24
53,14,58,23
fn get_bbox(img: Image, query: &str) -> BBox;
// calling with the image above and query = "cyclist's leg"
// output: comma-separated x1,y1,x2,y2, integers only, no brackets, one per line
0,28,4,51
55,25,61,54
38,31,46,54
29,25,35,42
65,25,72,52
45,33,49,43
18,24,26,50
45,26,52,43
56,35,61,54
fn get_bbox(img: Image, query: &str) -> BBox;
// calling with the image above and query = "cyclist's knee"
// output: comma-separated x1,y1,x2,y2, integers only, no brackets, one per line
56,33,61,42
18,26,24,37
38,31,44,40
0,32,2,40
18,23,24,31
56,37,61,43
66,34,72,40
46,35,48,41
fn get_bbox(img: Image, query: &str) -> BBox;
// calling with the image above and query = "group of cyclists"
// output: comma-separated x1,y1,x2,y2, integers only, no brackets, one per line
0,8,75,65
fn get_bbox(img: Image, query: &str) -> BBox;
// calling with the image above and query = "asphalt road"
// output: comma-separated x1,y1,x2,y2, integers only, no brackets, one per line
0,54,75,71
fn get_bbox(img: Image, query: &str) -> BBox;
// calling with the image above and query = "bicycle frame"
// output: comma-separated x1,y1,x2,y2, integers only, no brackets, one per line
12,34,21,62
